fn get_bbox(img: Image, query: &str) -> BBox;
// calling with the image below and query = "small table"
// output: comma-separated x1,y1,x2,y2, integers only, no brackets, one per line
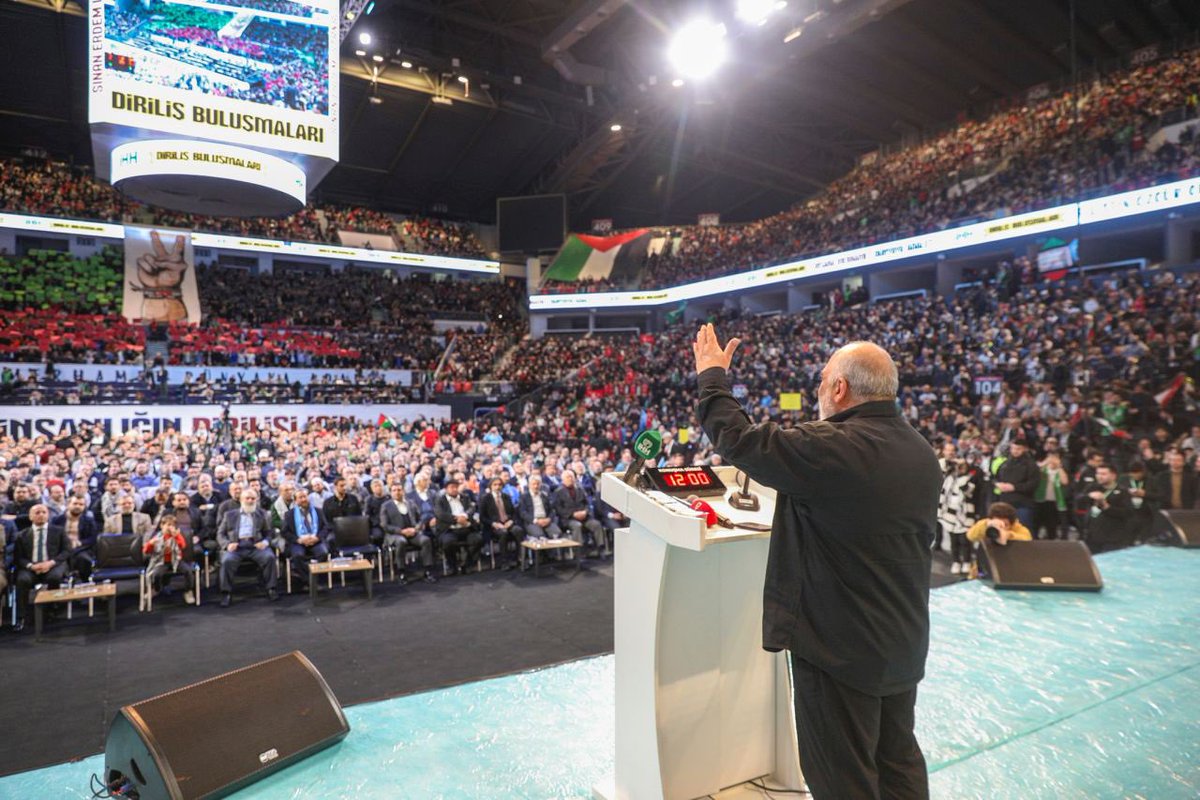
521,538,582,578
309,558,374,604
34,582,117,641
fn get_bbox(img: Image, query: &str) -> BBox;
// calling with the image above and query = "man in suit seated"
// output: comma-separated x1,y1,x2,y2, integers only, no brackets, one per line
595,495,627,556
53,494,99,581
216,488,279,607
280,490,329,590
1148,449,1198,512
13,504,69,633
434,478,481,575
103,494,154,538
553,468,606,557
480,476,524,570
381,483,437,585
519,475,561,540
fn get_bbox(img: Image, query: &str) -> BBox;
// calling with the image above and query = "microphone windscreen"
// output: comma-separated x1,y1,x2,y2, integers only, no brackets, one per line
632,428,663,461
688,496,718,527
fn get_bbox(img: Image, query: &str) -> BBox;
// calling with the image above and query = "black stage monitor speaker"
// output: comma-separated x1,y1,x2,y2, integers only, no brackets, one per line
983,540,1103,591
1157,509,1200,547
104,651,349,800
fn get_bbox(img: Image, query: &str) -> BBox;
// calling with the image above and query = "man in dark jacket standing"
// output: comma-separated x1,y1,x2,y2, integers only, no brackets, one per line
991,437,1039,529
694,326,941,800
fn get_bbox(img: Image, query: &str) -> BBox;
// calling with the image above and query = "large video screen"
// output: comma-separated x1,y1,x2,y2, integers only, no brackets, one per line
89,0,338,160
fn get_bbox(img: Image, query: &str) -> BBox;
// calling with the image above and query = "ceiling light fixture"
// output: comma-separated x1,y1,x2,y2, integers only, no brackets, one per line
736,0,780,25
358,31,371,45
666,19,727,80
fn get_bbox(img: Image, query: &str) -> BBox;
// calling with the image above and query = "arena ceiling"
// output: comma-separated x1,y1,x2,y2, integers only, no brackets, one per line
1,0,1197,232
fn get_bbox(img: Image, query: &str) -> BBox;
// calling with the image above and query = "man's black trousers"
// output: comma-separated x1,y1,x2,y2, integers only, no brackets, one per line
790,655,928,800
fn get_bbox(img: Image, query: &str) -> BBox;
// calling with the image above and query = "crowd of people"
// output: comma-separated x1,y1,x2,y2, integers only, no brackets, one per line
2,263,1199,631
537,276,622,295
0,159,491,257
103,4,331,114
218,0,315,17
0,260,524,376
621,47,1200,289
397,217,489,258
0,247,122,314
0,415,626,630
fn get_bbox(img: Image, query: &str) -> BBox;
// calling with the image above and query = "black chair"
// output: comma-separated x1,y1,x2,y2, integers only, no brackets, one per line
331,517,383,582
91,533,148,612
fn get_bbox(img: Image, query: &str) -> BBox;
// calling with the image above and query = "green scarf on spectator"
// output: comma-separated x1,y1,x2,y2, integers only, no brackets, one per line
1036,466,1068,511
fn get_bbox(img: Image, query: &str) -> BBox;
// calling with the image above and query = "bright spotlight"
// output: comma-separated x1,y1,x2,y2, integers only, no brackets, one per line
401,60,413,68
671,78,685,87
610,123,623,131
736,0,780,25
358,31,372,45
667,19,727,80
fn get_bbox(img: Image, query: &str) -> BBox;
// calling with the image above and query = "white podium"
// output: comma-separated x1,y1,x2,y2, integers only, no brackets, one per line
594,468,805,800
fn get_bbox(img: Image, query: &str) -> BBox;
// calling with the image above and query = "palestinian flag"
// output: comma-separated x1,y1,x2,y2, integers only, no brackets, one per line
377,414,397,430
543,229,657,284
1154,374,1187,409
1090,416,1131,440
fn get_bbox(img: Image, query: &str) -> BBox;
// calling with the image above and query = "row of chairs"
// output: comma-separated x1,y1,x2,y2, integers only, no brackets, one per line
3,516,569,623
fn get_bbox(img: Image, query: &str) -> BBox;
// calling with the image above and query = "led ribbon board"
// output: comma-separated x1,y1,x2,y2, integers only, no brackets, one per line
528,175,1200,310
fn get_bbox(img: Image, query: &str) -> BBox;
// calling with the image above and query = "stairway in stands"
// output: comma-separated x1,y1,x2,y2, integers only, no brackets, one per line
144,325,170,366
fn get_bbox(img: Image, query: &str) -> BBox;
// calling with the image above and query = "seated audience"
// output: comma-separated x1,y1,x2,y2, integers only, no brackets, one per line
216,488,279,606
142,515,196,603
380,483,437,584
104,493,153,537
479,476,523,570
520,475,561,541
13,504,69,632
280,490,330,589
553,469,606,557
435,478,481,574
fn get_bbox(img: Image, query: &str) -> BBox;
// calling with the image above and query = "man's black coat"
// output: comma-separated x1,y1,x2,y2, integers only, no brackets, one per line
698,368,942,696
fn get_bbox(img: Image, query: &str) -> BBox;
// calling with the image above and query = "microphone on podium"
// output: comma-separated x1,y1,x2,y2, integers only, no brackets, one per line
623,429,663,486
728,470,760,512
687,495,733,528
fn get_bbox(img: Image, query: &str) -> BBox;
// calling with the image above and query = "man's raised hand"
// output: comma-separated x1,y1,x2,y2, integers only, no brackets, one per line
693,323,742,374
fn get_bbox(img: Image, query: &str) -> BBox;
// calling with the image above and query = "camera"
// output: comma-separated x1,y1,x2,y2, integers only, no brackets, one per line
985,525,1001,541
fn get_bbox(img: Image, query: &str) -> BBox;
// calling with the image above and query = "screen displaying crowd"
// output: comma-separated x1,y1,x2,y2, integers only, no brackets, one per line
104,1,330,114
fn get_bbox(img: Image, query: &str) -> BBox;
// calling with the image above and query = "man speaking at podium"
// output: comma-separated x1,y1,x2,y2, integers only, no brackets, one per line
694,324,941,800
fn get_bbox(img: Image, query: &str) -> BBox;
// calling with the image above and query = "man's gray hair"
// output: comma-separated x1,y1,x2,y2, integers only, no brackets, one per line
833,341,899,401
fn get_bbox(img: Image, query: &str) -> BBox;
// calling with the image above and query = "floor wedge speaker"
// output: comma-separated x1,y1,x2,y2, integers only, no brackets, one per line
983,539,1103,591
104,651,349,800
1157,509,1200,547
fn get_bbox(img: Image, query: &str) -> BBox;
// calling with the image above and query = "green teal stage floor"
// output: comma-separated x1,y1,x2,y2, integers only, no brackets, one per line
4,546,1197,799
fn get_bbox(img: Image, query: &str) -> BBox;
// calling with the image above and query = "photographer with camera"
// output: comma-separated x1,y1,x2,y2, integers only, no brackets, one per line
965,502,1032,577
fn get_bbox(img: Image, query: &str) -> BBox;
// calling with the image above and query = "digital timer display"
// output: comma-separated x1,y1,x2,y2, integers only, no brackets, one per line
644,466,726,497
